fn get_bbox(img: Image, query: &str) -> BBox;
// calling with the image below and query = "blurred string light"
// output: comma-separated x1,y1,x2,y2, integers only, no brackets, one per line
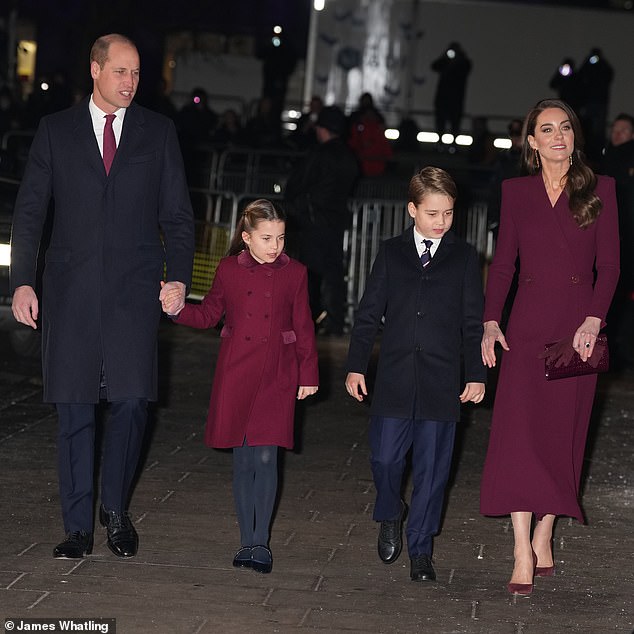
314,0,325,10
559,63,572,76
0,244,10,266
417,132,439,143
455,134,473,146
40,82,49,91
384,128,399,140
494,138,513,149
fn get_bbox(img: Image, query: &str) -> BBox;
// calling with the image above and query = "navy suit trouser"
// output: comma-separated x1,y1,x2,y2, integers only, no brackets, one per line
369,415,456,558
56,399,147,533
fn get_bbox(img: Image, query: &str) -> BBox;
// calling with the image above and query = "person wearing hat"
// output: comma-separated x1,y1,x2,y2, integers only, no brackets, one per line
284,105,359,335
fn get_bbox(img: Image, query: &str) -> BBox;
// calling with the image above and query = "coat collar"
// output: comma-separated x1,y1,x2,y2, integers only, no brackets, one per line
401,224,455,269
237,250,290,269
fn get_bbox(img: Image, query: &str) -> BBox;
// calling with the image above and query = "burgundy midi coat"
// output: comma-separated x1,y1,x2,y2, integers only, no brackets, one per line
175,251,319,449
480,175,619,522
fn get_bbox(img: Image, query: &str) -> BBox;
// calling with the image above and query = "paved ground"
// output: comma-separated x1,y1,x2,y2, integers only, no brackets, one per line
0,323,633,633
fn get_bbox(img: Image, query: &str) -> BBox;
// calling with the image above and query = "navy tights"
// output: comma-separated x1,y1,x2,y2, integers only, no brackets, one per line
232,443,278,547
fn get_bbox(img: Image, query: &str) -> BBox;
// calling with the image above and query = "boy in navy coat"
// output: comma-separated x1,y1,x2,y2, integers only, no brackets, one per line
345,167,486,582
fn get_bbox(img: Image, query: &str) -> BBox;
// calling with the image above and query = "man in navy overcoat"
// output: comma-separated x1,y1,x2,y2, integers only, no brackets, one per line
10,34,194,559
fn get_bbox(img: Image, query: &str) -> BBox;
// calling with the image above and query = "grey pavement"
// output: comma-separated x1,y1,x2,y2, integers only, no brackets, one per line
0,322,633,634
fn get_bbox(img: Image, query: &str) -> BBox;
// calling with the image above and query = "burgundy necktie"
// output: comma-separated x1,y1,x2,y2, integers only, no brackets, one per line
420,239,433,268
103,113,117,174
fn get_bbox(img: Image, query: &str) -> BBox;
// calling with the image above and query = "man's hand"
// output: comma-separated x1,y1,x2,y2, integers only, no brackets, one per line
12,285,39,329
345,372,367,402
159,281,186,316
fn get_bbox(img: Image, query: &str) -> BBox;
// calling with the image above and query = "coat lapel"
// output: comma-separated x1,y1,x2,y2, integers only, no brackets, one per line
109,103,145,178
72,100,106,179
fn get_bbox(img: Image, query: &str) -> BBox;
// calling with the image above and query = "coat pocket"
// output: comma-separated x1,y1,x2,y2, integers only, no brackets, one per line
45,247,71,263
278,330,298,389
281,330,297,345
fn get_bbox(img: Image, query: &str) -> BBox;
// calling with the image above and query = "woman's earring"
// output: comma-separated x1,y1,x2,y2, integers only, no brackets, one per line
569,154,573,166
534,149,541,169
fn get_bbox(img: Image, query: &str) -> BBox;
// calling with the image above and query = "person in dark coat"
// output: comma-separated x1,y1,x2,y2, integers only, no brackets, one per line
481,99,619,595
345,167,486,583
431,42,472,137
284,105,359,335
162,199,318,574
10,34,195,560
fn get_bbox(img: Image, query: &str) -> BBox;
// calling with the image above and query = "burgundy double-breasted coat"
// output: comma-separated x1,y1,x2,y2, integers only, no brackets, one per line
175,251,319,449
480,175,620,522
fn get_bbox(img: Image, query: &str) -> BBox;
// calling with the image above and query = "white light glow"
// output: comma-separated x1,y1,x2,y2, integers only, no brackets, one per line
273,26,282,34
285,109,301,119
417,131,439,143
494,138,513,149
455,134,473,146
441,133,454,145
273,184,282,194
40,82,49,91
314,0,325,10
282,122,297,131
0,243,10,267
384,128,399,140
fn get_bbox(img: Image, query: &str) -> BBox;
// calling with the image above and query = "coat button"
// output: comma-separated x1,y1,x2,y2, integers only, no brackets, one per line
261,337,268,343
264,291,272,298
245,336,251,341
246,312,252,318
264,314,269,319
415,345,422,352
571,275,579,283
247,290,252,295
417,311,425,318
266,272,272,277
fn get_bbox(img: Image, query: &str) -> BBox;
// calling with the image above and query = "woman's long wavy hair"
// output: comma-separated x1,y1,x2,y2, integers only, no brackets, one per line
227,198,286,256
520,98,601,228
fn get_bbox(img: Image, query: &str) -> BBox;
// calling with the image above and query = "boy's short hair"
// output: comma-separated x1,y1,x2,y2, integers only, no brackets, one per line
408,167,457,205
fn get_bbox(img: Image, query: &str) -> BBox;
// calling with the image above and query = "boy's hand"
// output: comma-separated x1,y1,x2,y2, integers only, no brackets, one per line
297,386,318,400
460,382,485,404
345,372,367,402
481,320,509,368
159,280,186,316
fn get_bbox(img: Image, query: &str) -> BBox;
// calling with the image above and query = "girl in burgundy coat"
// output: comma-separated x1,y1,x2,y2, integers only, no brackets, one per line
162,199,319,574
481,100,619,595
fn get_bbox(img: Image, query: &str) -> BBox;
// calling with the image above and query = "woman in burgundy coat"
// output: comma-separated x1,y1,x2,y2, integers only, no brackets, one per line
481,100,619,595
162,199,319,574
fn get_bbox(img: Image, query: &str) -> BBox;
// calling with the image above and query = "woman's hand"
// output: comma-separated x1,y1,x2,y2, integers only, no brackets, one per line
297,386,318,400
573,316,601,362
481,320,510,368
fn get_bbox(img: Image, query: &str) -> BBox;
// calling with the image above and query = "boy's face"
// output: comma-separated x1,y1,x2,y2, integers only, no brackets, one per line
407,193,454,239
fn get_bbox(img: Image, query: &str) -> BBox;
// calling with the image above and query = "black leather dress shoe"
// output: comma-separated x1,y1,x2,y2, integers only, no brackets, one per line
53,531,93,559
99,505,138,558
251,545,273,574
377,501,407,564
233,547,253,569
410,553,436,581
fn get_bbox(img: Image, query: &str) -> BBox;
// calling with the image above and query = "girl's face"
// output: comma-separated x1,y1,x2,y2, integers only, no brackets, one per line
407,193,454,239
242,219,285,264
528,107,575,167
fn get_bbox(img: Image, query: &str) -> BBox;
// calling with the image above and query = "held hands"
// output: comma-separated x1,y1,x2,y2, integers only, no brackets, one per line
345,372,367,402
159,281,186,316
297,386,318,400
460,382,485,404
12,285,39,329
481,320,509,368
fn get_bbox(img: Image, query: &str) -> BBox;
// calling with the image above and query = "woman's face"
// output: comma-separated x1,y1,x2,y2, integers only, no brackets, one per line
528,107,575,167
242,219,285,264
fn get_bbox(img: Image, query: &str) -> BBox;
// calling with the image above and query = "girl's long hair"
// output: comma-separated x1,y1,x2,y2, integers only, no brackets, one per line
227,198,287,256
520,98,601,228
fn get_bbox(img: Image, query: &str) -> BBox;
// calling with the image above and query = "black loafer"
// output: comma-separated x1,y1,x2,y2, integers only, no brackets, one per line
53,531,93,559
378,501,407,564
410,553,436,582
251,545,273,574
99,505,139,558
233,547,253,569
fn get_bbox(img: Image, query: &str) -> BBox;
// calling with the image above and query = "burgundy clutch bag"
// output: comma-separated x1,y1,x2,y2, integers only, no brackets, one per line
542,334,609,381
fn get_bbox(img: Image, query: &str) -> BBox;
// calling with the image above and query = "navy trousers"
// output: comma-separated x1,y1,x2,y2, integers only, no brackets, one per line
56,399,147,533
369,415,456,558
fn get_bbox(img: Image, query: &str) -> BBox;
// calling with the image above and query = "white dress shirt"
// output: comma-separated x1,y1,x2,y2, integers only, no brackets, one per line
413,227,442,259
89,96,126,157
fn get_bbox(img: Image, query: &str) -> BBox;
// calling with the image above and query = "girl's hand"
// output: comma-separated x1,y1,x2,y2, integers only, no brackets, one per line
481,320,509,368
297,386,318,400
573,316,601,362
459,382,485,404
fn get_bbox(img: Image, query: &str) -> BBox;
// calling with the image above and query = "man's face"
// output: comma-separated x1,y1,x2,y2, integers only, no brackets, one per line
610,119,634,147
91,41,140,113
